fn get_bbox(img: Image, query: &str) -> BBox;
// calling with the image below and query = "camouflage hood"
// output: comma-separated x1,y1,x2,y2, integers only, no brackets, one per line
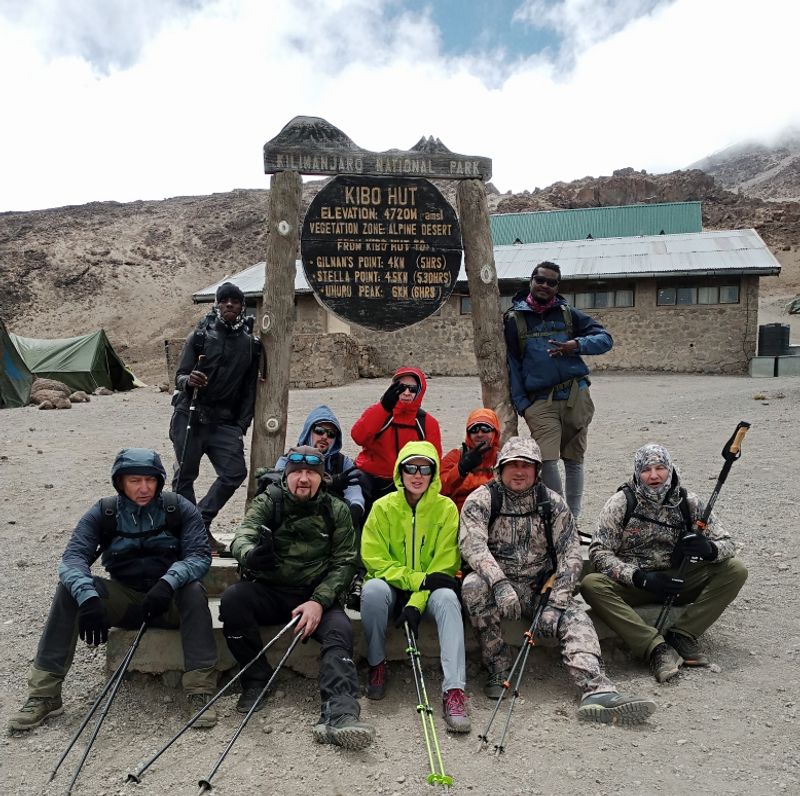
631,443,683,508
494,436,542,475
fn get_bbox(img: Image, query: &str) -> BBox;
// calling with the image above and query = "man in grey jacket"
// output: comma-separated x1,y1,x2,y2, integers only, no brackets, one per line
8,448,218,732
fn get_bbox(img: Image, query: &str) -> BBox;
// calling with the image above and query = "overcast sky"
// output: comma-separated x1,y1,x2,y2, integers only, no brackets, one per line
1,0,797,212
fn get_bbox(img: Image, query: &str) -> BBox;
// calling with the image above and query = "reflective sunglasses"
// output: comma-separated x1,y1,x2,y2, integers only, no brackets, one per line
286,452,323,466
311,426,337,439
396,382,420,394
467,423,495,434
400,463,433,476
532,275,559,288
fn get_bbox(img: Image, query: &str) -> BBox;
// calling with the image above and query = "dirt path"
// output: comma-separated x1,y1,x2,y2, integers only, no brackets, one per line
1,373,798,795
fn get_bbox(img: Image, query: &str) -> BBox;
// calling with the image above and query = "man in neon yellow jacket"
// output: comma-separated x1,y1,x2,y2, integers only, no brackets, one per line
360,440,470,733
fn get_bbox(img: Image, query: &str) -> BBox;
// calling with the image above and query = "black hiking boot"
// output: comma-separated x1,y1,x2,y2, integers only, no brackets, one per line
313,714,375,750
665,630,709,666
649,642,683,682
237,685,269,714
484,670,510,700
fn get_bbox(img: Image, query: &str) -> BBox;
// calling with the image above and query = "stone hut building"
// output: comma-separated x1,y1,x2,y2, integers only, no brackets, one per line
191,207,781,385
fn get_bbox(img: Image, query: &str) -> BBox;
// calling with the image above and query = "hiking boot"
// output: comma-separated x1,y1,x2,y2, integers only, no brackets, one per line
665,630,709,667
206,529,227,556
187,693,217,729
346,576,363,612
313,714,375,750
8,695,64,731
236,685,269,714
578,692,656,725
366,661,387,700
649,642,683,683
484,670,510,700
442,689,471,733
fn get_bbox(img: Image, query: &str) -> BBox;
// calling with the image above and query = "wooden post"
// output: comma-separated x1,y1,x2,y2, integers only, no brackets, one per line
457,179,518,442
247,170,303,500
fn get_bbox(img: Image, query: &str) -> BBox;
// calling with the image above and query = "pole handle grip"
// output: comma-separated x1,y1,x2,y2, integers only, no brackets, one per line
728,421,750,456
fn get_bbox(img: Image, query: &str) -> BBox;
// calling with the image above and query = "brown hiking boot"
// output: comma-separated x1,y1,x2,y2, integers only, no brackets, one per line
649,642,683,682
187,693,217,729
8,695,63,731
665,630,709,667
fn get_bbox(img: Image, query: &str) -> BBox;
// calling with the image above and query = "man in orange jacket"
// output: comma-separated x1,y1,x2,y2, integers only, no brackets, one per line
440,409,500,511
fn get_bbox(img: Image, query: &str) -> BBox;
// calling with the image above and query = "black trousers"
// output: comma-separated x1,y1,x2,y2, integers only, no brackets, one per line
170,411,247,528
220,581,361,721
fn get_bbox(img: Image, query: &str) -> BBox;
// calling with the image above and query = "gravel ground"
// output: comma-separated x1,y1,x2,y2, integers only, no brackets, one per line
1,372,798,796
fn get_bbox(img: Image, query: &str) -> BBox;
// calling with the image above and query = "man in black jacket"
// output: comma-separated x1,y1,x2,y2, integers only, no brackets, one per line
170,282,260,552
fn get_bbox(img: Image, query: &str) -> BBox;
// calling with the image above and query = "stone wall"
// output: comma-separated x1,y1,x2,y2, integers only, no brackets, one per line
289,333,359,387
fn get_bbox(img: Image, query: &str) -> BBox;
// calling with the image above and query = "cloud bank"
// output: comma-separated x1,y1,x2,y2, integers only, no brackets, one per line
0,0,796,211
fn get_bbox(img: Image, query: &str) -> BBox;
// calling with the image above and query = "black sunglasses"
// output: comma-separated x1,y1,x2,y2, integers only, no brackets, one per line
286,453,323,466
532,275,559,288
396,382,420,394
467,423,495,434
400,463,433,476
311,426,337,439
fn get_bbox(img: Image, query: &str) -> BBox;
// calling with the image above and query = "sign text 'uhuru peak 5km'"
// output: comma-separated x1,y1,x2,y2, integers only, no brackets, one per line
301,176,462,331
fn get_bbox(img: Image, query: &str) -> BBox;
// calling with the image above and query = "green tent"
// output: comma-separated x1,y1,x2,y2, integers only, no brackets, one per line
0,318,34,408
5,329,139,399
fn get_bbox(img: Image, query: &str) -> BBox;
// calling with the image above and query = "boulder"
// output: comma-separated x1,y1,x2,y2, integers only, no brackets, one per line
68,391,91,403
94,387,113,396
30,389,69,405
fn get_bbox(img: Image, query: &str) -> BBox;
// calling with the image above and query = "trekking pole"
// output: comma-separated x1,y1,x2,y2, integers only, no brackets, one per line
655,420,750,633
127,615,301,784
197,628,304,795
174,354,205,490
403,621,452,788
48,641,137,783
59,622,147,795
477,573,555,756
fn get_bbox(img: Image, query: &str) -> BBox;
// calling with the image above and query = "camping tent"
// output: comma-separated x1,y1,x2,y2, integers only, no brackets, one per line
1,328,139,405
0,318,34,408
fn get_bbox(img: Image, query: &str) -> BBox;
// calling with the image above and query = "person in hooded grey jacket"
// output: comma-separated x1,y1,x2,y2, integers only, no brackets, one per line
8,448,218,733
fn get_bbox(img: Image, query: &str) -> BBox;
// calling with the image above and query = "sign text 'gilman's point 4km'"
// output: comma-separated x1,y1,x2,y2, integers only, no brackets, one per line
264,116,491,332
301,176,462,331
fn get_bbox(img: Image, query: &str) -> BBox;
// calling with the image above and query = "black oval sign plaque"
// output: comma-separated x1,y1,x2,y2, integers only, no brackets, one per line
301,176,462,331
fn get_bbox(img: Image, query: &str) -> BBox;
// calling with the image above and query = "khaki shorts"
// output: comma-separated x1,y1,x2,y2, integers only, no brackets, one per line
523,387,595,462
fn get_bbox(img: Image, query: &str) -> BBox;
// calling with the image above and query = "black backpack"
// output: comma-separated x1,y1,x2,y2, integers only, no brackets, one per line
96,491,182,555
616,482,692,533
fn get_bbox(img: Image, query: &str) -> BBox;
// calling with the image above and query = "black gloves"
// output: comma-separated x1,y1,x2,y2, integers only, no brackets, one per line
246,529,278,571
380,382,405,412
349,503,364,529
632,569,685,600
330,467,364,494
78,597,110,646
672,532,718,566
395,605,422,637
421,572,459,593
458,442,489,477
142,579,174,623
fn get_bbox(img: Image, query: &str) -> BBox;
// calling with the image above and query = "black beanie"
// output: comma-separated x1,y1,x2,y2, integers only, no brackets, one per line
216,281,245,304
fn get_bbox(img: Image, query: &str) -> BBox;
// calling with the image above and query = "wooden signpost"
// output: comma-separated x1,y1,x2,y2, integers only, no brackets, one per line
250,116,517,494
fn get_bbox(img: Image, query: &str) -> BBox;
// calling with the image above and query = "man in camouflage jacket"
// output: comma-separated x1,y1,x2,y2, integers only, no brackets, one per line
219,445,374,750
459,436,655,724
581,443,747,682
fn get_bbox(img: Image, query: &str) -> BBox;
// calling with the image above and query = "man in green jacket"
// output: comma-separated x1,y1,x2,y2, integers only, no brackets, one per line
219,445,374,750
360,441,469,733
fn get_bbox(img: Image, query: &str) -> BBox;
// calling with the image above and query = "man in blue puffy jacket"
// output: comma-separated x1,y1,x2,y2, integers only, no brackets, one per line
7,448,218,732
505,261,612,522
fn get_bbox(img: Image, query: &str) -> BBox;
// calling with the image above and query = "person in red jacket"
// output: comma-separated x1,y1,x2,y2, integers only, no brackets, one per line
352,367,442,514
440,408,500,511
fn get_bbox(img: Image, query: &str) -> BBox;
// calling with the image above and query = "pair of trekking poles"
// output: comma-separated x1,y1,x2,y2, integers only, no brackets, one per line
48,616,304,795
478,420,751,754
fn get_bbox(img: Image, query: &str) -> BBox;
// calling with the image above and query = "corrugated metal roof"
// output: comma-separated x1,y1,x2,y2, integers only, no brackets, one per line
192,228,780,302
490,201,702,245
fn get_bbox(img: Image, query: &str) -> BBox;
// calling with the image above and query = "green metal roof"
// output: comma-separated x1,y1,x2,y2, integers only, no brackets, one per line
490,201,702,245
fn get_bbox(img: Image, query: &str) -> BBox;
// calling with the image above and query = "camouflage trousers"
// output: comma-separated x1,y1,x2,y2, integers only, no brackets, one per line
461,573,616,696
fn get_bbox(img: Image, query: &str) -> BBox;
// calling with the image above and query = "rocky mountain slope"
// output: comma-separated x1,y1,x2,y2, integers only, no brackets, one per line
688,128,800,201
1,169,798,383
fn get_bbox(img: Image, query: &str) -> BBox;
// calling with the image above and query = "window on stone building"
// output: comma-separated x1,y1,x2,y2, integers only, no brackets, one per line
460,296,471,314
570,287,635,309
657,282,740,306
